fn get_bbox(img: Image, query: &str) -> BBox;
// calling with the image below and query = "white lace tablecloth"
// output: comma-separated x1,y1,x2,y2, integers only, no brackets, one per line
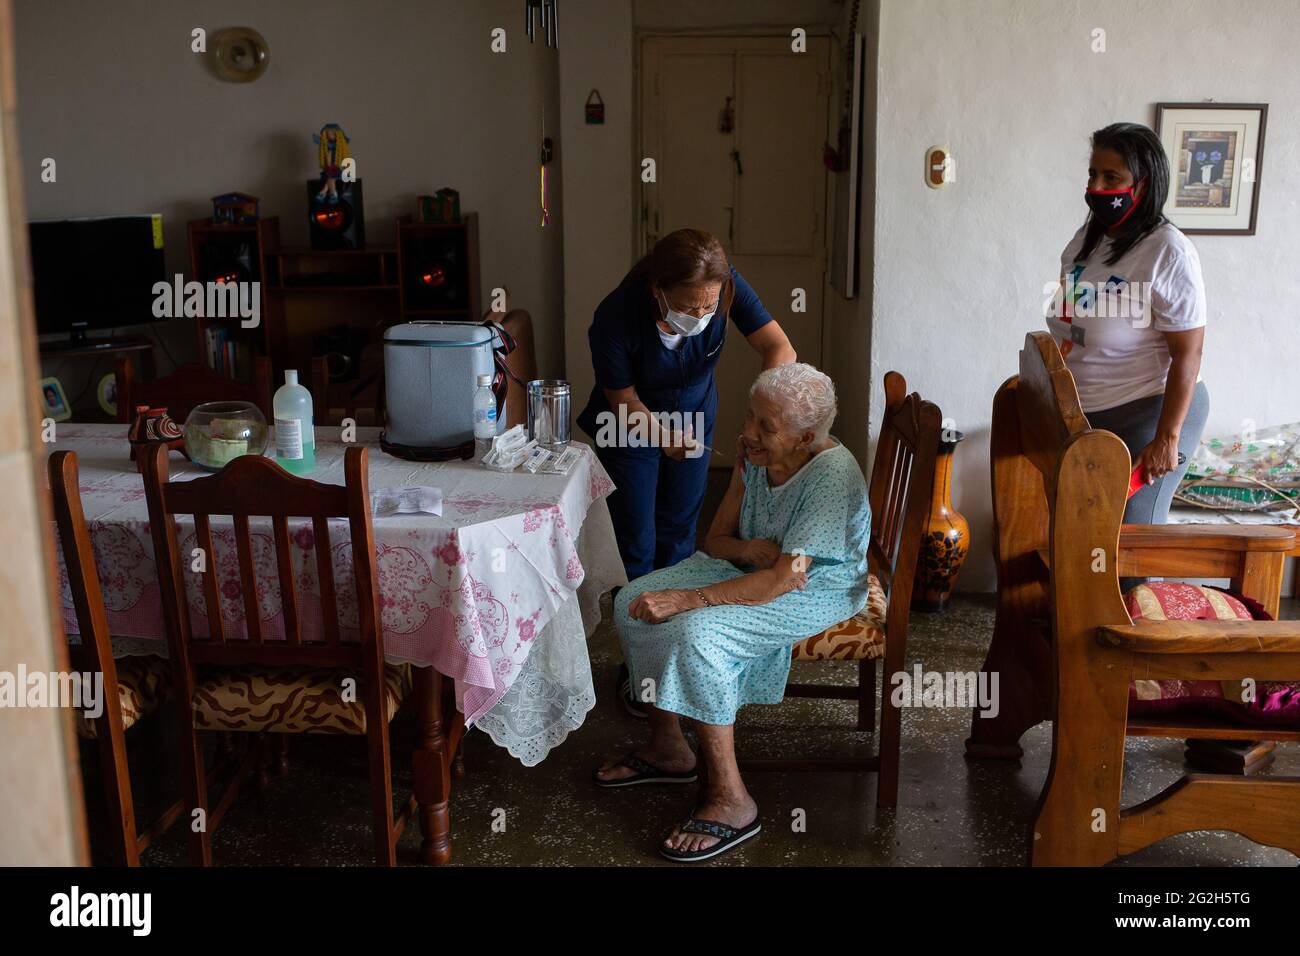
47,424,626,766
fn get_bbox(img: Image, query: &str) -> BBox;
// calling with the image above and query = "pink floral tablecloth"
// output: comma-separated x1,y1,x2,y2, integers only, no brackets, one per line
47,425,626,765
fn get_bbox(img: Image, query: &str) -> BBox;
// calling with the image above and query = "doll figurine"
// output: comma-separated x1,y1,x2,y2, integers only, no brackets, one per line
313,123,351,203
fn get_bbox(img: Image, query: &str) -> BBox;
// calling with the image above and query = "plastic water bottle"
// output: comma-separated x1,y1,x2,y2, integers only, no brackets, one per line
274,369,315,475
473,373,497,458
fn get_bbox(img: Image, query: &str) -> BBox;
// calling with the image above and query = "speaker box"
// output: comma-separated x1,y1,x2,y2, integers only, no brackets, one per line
199,238,257,285
400,231,470,311
306,177,365,250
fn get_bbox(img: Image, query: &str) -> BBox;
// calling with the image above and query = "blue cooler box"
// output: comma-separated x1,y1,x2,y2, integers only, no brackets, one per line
382,321,506,458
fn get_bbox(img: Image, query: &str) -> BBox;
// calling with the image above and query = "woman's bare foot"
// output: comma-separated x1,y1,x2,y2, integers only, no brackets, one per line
664,788,758,853
594,741,696,783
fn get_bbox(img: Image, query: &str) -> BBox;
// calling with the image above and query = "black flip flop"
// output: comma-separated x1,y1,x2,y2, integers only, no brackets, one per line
592,752,698,788
660,815,762,863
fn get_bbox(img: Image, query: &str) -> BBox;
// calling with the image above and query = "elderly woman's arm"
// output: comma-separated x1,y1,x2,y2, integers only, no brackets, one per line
626,554,807,624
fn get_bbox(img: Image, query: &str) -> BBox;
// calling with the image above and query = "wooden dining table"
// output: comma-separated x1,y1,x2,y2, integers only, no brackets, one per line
47,423,627,861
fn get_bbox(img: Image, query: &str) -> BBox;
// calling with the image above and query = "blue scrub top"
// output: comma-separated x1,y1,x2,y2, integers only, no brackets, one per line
576,266,773,441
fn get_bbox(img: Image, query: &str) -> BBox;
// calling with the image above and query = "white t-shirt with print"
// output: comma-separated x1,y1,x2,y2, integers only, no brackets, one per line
1046,222,1205,412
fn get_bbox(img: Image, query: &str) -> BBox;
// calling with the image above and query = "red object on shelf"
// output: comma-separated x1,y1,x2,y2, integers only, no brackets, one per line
313,207,346,229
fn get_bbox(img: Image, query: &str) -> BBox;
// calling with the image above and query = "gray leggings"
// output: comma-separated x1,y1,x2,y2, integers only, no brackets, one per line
1085,381,1210,525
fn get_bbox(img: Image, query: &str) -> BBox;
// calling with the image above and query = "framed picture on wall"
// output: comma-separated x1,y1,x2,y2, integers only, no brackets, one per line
1155,102,1266,235
40,376,71,423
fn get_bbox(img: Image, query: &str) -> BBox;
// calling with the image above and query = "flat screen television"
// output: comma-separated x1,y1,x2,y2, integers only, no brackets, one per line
29,215,167,347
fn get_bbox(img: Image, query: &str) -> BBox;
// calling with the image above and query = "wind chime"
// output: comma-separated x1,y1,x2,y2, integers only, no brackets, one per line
527,1,558,226
525,0,558,47
540,115,553,228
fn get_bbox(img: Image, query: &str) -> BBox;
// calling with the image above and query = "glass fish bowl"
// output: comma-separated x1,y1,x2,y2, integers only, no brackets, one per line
184,401,268,471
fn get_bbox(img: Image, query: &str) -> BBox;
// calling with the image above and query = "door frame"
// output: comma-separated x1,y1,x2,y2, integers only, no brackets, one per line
635,31,837,468
636,31,836,259
0,0,90,865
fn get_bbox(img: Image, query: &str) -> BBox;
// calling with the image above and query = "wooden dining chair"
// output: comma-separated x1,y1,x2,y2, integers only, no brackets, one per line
49,450,176,865
115,356,273,424
995,333,1300,865
139,443,417,866
740,371,942,810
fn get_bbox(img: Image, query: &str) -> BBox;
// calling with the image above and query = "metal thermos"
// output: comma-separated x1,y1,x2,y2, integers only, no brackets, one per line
527,380,570,452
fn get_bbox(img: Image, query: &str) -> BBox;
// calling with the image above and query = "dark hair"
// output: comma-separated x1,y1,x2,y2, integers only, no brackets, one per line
1077,122,1172,266
626,228,734,315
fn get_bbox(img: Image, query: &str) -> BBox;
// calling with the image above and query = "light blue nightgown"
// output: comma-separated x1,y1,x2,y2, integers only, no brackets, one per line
614,440,872,725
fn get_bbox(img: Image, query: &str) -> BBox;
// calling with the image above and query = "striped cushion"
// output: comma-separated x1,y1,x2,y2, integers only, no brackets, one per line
192,663,411,734
792,574,888,662
75,655,170,740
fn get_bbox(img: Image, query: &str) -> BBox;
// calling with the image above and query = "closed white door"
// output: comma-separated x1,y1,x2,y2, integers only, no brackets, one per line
642,35,831,462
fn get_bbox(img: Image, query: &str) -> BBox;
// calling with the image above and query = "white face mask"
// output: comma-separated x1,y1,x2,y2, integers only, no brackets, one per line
658,290,716,337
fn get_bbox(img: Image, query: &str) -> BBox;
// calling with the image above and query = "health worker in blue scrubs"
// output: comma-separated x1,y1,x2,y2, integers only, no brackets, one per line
577,228,796,582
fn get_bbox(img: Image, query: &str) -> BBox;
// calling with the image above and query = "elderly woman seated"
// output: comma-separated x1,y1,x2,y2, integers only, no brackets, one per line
593,363,872,862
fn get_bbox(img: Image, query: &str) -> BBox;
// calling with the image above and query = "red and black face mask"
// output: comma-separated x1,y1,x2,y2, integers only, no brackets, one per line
1085,177,1144,229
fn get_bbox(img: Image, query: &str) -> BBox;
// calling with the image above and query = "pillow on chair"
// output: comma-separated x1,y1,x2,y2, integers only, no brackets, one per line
792,574,888,662
1126,582,1300,726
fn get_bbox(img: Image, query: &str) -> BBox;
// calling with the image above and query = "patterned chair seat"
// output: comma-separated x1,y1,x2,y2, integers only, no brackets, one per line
75,654,170,740
792,574,888,662
192,663,412,735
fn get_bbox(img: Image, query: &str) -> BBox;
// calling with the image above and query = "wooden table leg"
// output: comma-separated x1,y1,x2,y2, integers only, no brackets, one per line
412,665,452,865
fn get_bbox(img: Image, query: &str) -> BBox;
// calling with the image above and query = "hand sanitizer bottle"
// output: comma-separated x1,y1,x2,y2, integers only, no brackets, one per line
274,369,315,475
473,373,497,458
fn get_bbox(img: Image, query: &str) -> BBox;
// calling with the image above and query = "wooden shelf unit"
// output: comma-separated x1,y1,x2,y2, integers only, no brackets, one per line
187,217,278,378
187,213,482,385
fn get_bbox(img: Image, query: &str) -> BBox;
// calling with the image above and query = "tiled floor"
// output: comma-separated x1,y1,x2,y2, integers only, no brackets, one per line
116,590,1299,867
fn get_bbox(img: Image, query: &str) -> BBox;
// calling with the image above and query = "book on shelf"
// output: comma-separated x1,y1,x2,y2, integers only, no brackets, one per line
203,324,255,381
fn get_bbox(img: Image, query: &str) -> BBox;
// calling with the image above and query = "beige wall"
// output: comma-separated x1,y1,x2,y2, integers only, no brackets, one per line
16,0,565,377
559,0,636,416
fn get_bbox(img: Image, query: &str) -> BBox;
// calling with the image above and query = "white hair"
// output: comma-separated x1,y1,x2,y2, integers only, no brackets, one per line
750,363,838,440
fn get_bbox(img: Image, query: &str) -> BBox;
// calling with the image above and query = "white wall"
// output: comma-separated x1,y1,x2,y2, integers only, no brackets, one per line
872,0,1300,590
16,0,565,376
559,0,636,414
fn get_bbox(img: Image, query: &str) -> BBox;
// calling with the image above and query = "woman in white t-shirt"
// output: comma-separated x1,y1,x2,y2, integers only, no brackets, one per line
1047,122,1209,526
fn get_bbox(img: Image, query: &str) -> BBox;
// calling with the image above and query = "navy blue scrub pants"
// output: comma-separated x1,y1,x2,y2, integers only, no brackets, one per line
595,436,713,580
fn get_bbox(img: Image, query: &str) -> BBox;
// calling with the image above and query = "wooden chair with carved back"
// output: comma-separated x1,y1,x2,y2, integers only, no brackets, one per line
969,335,1296,761
996,333,1300,865
49,450,180,865
115,356,274,424
740,371,942,810
140,443,418,865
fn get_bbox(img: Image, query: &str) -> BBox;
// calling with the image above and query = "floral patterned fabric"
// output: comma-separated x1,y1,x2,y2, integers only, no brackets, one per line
50,425,627,763
1126,581,1300,726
